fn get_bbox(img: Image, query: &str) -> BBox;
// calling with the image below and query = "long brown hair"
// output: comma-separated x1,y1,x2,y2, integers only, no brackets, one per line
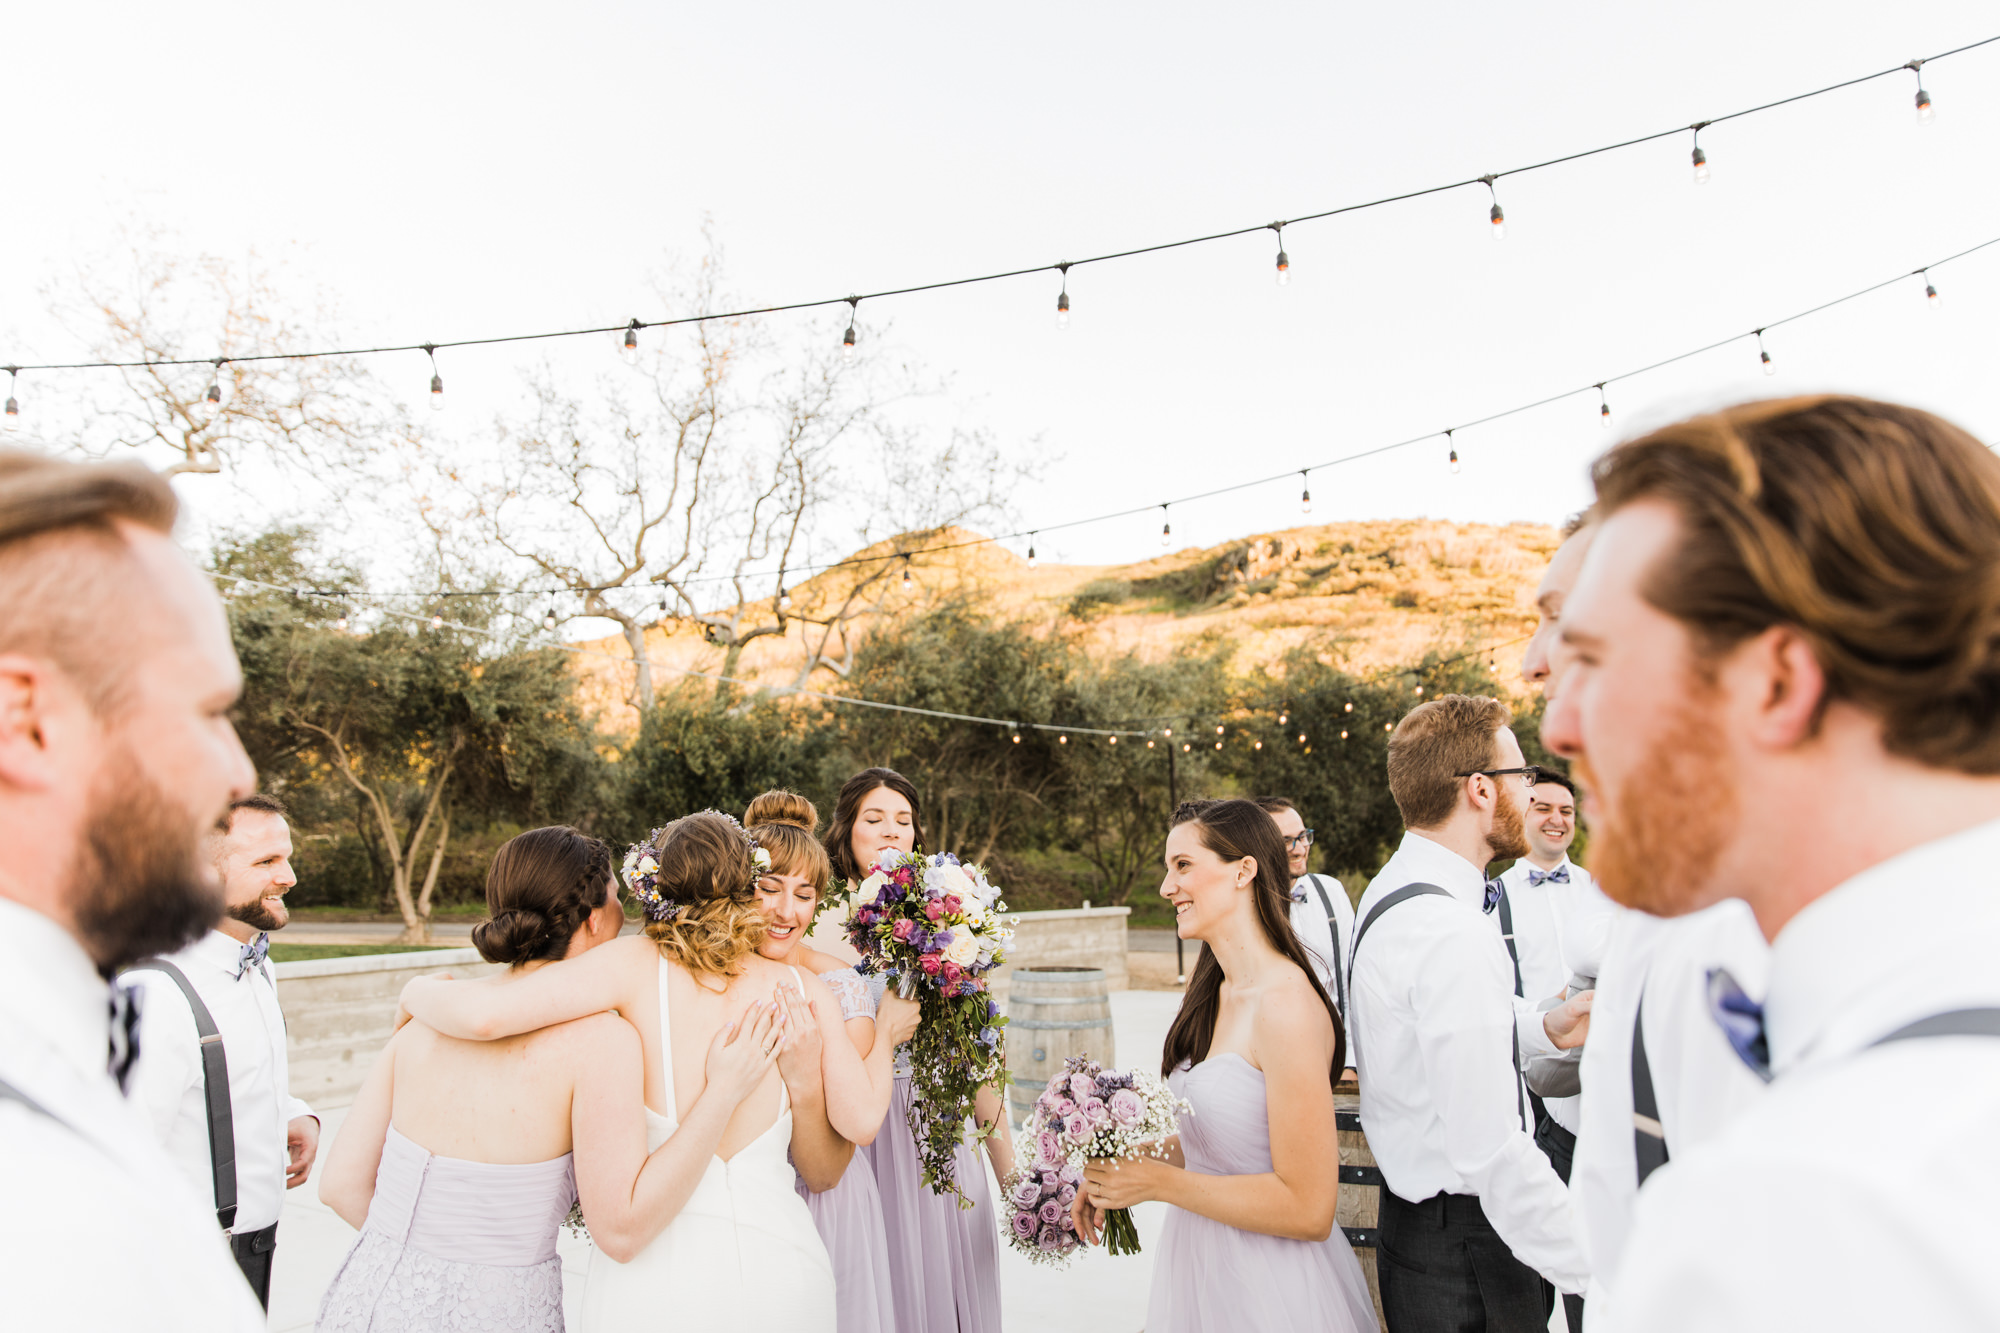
825,767,926,882
1160,798,1346,1087
473,825,614,968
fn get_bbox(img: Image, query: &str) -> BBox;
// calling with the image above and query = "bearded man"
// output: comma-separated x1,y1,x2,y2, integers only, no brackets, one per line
0,449,264,1329
125,793,319,1309
1544,395,2000,1330
1348,693,1593,1332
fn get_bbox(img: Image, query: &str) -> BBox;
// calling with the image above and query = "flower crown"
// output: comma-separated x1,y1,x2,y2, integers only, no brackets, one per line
622,809,773,924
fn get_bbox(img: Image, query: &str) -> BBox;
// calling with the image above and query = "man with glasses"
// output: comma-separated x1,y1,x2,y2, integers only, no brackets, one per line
1349,694,1592,1332
1257,797,1357,1082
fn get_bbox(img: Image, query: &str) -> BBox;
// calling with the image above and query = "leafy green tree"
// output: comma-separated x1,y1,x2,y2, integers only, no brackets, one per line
618,686,834,834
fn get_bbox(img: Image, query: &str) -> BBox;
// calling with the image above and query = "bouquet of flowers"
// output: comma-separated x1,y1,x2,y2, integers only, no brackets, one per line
845,849,1014,1206
1000,1157,1084,1266
1017,1054,1189,1258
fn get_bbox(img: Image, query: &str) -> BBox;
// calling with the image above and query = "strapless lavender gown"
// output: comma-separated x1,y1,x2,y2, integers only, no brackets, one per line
1147,1056,1376,1333
317,1125,574,1332
794,968,897,1333
861,976,1001,1333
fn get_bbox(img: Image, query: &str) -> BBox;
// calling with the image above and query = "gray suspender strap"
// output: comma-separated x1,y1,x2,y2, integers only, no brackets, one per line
1631,996,1668,1187
1495,886,1524,998
1870,1008,2000,1045
133,959,238,1232
1351,883,1529,1133
1305,875,1348,1017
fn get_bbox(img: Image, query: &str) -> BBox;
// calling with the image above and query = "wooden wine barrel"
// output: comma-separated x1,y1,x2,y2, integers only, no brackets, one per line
1003,966,1116,1127
1335,1092,1389,1333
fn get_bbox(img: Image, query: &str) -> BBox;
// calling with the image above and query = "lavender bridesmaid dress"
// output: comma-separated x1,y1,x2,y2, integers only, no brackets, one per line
861,976,1002,1333
1146,1056,1377,1333
317,1125,573,1332
794,968,898,1333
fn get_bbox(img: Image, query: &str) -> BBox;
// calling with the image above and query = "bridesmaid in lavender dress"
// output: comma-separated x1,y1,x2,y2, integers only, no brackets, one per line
1072,800,1375,1333
744,790,920,1333
827,768,1013,1333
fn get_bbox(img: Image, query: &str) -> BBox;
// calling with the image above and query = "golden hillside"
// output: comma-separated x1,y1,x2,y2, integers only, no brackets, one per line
572,519,1559,735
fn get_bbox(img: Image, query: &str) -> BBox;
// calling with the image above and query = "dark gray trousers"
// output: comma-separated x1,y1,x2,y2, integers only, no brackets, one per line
1534,1114,1587,1332
1378,1190,1548,1333
230,1222,278,1310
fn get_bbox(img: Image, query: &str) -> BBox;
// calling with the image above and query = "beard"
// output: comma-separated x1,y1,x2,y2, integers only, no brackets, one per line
1576,686,1737,917
1488,785,1531,861
67,749,223,972
227,893,288,933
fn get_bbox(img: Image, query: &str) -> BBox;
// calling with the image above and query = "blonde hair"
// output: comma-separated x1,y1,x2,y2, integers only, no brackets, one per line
745,789,831,895
639,812,767,981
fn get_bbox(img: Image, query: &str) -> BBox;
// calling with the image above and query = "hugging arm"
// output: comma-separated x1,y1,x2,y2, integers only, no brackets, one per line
400,936,644,1040
318,1029,401,1229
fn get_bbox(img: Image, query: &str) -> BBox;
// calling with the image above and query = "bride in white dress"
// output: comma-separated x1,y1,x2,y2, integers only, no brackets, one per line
402,810,908,1330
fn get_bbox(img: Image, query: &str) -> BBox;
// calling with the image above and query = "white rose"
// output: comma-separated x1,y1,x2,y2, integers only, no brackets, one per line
960,897,988,925
638,854,659,874
945,931,979,967
859,870,889,899
931,861,975,901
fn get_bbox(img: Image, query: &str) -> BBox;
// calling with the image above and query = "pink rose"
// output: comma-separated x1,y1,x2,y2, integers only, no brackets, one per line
1009,1176,1042,1209
942,894,963,915
1010,1210,1036,1239
941,960,963,983
1068,1073,1096,1102
919,955,943,976
1086,1100,1112,1128
924,901,945,922
1038,1199,1064,1226
1037,1226,1061,1252
1037,1131,1062,1166
1059,1161,1082,1183
1057,1183,1077,1206
1109,1089,1144,1124
1052,1096,1077,1119
1038,1169,1061,1191
891,918,914,941
1063,1113,1089,1140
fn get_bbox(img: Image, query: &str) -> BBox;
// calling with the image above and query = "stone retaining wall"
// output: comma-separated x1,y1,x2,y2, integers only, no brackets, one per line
280,906,1130,1108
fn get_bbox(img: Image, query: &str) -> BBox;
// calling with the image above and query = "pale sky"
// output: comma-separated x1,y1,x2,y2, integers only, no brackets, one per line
4,2,1997,594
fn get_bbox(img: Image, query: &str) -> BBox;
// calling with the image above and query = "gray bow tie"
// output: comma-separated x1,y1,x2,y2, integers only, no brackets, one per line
1527,866,1570,886
237,933,270,978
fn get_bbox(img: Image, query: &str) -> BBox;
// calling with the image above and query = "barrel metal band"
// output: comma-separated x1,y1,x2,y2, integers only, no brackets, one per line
1008,995,1113,1006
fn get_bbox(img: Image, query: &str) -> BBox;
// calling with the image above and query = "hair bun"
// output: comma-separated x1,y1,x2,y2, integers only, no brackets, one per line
472,907,551,965
745,789,818,833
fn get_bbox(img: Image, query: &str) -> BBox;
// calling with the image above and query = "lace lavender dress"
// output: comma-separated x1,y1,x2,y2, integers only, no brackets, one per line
317,1125,575,1332
793,967,898,1333
860,974,1001,1333
1146,1056,1376,1333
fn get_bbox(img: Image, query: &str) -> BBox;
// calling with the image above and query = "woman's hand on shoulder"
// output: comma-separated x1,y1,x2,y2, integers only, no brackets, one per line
773,981,823,1092
703,1001,786,1108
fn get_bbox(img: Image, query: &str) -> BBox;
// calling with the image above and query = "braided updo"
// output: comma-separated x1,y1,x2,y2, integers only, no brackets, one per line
472,826,615,967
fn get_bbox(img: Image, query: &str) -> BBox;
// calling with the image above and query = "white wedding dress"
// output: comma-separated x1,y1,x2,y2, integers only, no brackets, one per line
580,960,835,1331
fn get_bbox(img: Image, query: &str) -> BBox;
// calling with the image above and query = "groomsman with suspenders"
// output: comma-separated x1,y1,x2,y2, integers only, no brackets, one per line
1258,797,1357,1080
1521,516,1771,1322
0,450,265,1331
1348,694,1592,1332
125,793,320,1309
1544,396,2000,1329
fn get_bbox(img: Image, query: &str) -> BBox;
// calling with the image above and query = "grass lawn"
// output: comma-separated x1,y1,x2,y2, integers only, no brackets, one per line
268,942,460,964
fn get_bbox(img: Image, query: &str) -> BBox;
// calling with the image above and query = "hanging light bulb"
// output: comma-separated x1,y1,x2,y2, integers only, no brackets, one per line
4,367,19,432
425,345,445,412
1163,728,1172,738
1160,505,1172,548
1690,122,1711,185
1480,175,1505,241
1012,728,1022,744
842,297,859,361
1026,538,1038,570
778,586,792,610
1278,711,1289,726
1909,61,1934,122
1343,701,1353,713
1058,735,1068,745
1253,740,1263,750
1598,383,1612,430
1146,739,1155,749
1448,430,1461,475
1182,743,1191,752
901,558,913,589
430,614,445,629
543,605,558,632
204,358,226,411
1270,223,1290,287
1756,329,1774,376
1923,271,1941,308
1300,471,1312,515
1340,729,1349,739
1297,733,1307,744
1056,263,1072,331
1109,735,1118,746
622,320,641,365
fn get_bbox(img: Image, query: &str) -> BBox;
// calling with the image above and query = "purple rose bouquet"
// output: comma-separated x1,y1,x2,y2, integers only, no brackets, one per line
1015,1054,1189,1259
845,849,1014,1206
1000,1158,1084,1267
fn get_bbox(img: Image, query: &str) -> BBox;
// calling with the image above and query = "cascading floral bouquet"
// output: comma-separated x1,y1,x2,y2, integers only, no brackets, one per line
845,849,1014,1206
1016,1054,1189,1259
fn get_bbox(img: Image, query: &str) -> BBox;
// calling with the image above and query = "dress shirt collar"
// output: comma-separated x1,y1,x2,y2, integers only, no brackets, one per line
1387,829,1490,909
1764,814,2000,1072
182,927,263,979
0,896,113,1084
1509,854,1574,883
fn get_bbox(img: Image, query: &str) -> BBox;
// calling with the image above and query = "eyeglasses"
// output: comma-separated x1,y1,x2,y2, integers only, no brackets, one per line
1283,829,1315,850
1454,765,1548,788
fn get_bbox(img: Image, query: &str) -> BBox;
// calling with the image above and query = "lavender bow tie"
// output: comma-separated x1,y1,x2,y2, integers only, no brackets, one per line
237,933,270,979
1527,866,1570,886
1482,880,1504,914
1707,967,1773,1083
107,981,143,1094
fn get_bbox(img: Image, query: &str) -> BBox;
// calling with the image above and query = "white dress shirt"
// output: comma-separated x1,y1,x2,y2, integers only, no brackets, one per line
126,929,315,1233
1349,831,1588,1293
1493,855,1620,1134
1569,898,1769,1321
1289,871,1357,1058
1602,816,2000,1332
0,898,265,1332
